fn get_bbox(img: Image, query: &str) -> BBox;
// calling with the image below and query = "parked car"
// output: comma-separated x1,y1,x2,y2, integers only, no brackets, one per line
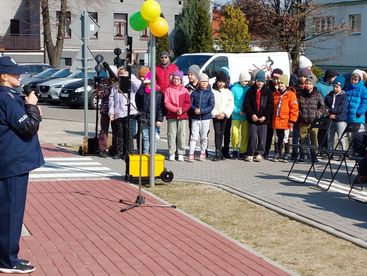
59,73,106,110
37,71,94,102
24,68,72,93
19,63,54,84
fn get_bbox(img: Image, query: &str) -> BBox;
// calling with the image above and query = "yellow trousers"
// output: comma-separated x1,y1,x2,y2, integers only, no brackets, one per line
231,120,249,153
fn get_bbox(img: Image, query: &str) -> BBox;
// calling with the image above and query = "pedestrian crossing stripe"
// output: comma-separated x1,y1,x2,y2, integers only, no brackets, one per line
30,157,121,180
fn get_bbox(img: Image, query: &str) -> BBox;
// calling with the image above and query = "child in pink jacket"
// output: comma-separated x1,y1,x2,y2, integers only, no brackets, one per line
164,71,191,161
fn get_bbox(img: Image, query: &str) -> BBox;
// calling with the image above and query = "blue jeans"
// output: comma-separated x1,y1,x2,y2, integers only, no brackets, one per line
142,123,158,154
328,121,347,150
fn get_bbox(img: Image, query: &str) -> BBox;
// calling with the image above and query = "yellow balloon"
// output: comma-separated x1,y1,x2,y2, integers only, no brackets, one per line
149,17,168,37
141,0,161,21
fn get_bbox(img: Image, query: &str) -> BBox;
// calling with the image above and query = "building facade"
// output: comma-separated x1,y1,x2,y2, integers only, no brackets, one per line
305,0,366,73
0,0,183,67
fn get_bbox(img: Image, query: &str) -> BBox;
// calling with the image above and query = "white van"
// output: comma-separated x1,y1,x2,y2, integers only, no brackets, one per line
173,52,292,85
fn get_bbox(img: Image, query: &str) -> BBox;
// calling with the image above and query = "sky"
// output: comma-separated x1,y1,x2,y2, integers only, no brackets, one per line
214,0,233,5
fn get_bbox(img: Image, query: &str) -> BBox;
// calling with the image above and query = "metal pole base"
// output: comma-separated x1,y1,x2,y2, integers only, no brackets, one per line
120,196,176,213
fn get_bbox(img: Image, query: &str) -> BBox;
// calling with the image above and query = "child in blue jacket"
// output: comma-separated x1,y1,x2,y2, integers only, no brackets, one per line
324,76,348,150
187,73,215,162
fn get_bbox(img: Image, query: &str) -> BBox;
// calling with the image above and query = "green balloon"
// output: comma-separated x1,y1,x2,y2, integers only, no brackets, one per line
129,12,148,31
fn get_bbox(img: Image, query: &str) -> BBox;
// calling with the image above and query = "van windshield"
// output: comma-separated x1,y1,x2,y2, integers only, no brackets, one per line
173,55,212,74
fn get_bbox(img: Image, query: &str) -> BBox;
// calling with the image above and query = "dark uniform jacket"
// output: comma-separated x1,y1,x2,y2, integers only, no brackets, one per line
244,85,273,125
0,86,44,178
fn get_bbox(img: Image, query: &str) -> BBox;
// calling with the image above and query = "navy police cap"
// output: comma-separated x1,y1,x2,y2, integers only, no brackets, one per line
0,55,27,75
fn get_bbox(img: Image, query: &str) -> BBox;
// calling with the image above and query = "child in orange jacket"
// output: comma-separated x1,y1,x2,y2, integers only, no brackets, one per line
272,74,299,162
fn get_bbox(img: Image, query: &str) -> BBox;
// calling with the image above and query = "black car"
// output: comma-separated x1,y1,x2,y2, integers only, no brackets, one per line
59,77,101,110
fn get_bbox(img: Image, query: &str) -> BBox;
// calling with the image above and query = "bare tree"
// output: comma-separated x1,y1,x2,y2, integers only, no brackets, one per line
41,0,67,67
233,0,346,69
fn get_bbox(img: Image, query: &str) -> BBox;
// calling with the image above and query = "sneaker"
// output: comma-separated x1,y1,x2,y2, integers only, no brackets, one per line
281,154,289,163
232,151,239,159
19,260,30,266
186,154,194,162
178,155,184,162
0,264,35,274
244,156,253,162
272,154,280,162
239,153,246,160
99,151,108,158
254,154,263,162
168,153,175,161
199,153,206,161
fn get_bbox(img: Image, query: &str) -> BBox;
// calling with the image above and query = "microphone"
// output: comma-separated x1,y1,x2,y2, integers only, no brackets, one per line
102,61,118,82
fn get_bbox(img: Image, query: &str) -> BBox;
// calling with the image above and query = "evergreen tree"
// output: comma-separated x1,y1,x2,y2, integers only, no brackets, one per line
191,1,213,52
156,34,169,61
219,6,251,53
173,0,212,55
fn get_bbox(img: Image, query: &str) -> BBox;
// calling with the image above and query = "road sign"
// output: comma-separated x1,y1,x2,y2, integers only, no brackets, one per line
70,13,100,40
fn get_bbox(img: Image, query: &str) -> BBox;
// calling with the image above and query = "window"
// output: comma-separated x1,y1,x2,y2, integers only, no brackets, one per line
56,11,71,39
113,13,127,39
60,58,72,67
10,19,20,36
89,12,98,39
204,57,228,79
349,14,361,33
312,16,335,33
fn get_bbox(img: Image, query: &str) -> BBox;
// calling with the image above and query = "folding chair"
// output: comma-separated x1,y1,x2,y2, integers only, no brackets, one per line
287,117,331,183
347,156,367,202
316,122,361,191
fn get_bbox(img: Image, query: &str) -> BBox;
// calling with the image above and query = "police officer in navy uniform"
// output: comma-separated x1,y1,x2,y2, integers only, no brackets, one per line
0,56,44,274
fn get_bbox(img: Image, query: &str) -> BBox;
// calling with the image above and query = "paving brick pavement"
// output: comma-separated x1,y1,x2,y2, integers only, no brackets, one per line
17,144,295,275
92,138,367,249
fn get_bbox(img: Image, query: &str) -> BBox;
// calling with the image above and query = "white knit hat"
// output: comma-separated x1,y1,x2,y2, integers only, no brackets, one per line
239,70,251,82
299,55,312,69
352,69,366,81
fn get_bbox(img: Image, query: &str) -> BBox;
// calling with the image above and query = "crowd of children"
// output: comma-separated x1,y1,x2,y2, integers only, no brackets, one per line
97,52,367,164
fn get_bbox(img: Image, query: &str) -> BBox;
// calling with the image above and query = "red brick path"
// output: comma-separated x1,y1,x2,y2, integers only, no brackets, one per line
15,144,292,275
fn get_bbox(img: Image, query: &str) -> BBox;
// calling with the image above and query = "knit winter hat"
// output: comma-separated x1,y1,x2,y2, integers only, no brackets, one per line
160,50,170,58
250,69,259,82
216,70,228,82
305,74,317,86
255,70,266,82
239,70,251,82
299,55,312,69
138,66,150,78
300,68,312,77
324,68,338,81
352,69,366,81
187,64,200,80
172,70,184,81
333,76,345,88
278,74,289,86
220,66,230,78
271,68,283,78
198,73,209,82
